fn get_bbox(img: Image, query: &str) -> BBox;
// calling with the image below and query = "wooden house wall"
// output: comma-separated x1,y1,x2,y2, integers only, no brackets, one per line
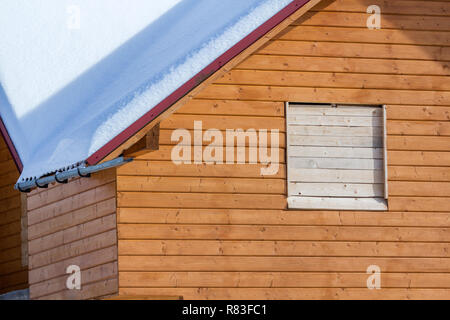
26,169,118,299
115,0,450,299
0,136,27,294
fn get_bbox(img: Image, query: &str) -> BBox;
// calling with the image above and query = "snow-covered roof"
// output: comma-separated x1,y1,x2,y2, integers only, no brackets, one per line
0,0,296,182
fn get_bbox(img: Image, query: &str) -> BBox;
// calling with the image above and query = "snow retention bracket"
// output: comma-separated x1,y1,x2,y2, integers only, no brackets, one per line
15,156,132,193
86,0,313,166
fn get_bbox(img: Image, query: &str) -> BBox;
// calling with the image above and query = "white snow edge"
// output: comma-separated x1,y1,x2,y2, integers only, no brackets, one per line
87,0,291,154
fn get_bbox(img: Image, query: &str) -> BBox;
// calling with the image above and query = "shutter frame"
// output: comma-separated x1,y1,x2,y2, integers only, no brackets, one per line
286,103,388,211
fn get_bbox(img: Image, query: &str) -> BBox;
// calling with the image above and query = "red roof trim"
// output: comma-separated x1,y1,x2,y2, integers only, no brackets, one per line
0,116,23,172
86,0,312,165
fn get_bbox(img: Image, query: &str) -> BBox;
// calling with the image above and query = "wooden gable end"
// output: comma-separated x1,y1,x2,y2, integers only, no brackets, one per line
0,135,27,294
115,0,450,299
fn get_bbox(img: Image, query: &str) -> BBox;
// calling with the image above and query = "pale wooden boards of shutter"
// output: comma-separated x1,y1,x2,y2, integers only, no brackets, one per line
286,103,388,211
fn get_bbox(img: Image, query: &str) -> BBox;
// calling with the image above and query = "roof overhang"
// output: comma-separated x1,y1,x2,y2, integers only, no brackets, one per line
87,0,320,165
0,0,320,176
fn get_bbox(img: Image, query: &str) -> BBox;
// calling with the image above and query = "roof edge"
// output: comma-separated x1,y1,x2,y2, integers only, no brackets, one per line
0,116,23,172
86,0,315,165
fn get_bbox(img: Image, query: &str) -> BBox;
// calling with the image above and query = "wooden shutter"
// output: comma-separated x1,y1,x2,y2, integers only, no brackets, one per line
286,103,388,211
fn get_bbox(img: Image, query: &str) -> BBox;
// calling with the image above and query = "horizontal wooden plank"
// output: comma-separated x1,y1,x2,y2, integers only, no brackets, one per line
118,287,450,300
389,166,450,182
386,106,450,121
117,192,286,209
290,168,384,183
289,183,384,197
219,69,450,91
236,55,450,76
117,176,285,194
29,229,117,269
0,269,27,293
117,208,450,227
312,0,450,16
0,221,21,238
28,213,117,255
117,224,450,242
289,136,382,148
117,161,286,179
29,245,117,285
0,184,19,202
0,234,21,252
135,145,285,163
178,99,284,116
388,151,450,166
36,278,118,300
119,271,450,288
199,85,450,106
288,116,382,127
389,197,450,212
390,181,450,197
0,161,17,176
388,136,450,151
28,182,116,226
118,239,450,257
388,120,450,136
0,195,21,214
0,259,22,276
291,146,383,159
259,40,450,62
280,26,450,46
158,129,286,148
28,198,116,240
0,208,21,227
0,171,19,189
289,157,383,170
30,261,117,299
288,125,382,137
0,246,20,266
288,196,387,211
161,114,284,130
119,256,450,272
295,11,450,31
288,105,382,116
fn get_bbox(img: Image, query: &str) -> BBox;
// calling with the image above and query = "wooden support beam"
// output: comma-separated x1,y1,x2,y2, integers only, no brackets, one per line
123,124,160,158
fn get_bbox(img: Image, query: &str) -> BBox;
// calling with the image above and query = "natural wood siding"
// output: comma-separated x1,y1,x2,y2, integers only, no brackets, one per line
116,0,450,299
0,136,27,294
26,169,118,299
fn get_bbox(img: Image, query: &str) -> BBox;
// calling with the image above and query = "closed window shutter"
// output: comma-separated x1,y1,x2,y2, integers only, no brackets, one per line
286,103,388,211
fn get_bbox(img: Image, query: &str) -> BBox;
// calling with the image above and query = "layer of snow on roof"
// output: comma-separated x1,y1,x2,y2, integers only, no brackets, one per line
0,0,292,182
